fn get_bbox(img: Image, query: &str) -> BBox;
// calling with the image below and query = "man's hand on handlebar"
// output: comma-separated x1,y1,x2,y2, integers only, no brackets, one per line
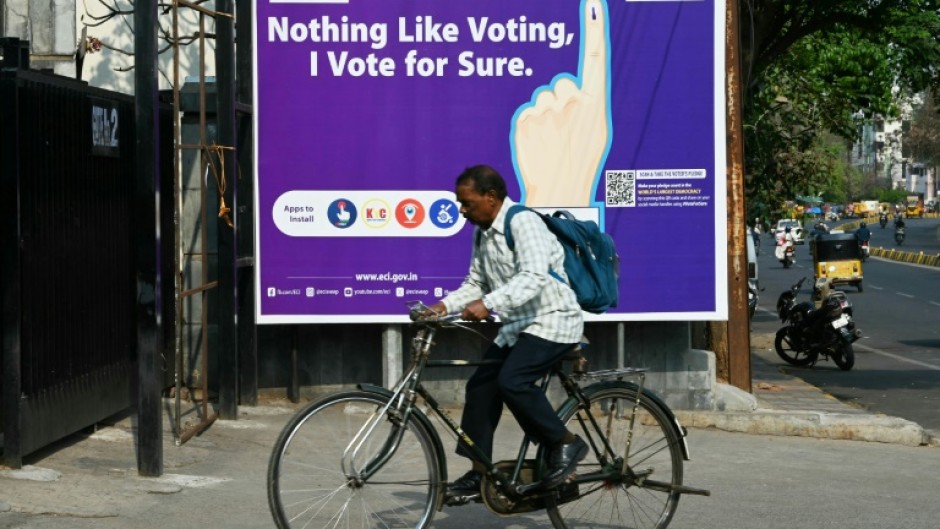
408,300,494,323
461,299,492,322
409,301,448,322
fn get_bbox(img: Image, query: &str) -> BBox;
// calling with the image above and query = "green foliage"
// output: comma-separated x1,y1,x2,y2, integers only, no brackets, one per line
877,188,907,204
740,0,940,212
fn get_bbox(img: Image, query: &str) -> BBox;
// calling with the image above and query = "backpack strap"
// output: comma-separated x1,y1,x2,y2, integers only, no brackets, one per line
476,204,533,250
503,205,566,284
502,204,530,252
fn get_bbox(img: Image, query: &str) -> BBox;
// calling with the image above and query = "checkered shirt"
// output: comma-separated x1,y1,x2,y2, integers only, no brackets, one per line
441,198,583,347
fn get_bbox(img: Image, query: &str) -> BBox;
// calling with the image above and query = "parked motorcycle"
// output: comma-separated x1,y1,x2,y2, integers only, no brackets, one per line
774,277,862,371
895,226,906,245
747,279,761,319
775,236,795,268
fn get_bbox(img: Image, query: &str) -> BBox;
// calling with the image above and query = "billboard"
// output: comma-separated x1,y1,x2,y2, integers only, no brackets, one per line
253,0,727,323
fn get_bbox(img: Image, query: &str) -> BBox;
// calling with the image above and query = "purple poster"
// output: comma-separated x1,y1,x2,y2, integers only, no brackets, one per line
253,0,727,323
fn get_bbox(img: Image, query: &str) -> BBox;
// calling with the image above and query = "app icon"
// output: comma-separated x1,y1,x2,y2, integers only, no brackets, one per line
396,287,405,297
306,287,315,297
434,287,443,297
362,199,391,228
395,199,426,228
344,287,353,297
267,287,276,297
429,199,459,228
327,199,358,228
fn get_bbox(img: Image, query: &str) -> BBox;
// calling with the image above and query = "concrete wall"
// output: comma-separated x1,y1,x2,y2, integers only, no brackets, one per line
255,320,718,411
0,0,217,93
2,0,76,76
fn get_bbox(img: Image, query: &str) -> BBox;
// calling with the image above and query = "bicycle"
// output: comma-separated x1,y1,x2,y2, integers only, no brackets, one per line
267,302,710,529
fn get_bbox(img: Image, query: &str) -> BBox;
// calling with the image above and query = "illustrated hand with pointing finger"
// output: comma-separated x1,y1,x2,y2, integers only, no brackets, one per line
511,0,612,208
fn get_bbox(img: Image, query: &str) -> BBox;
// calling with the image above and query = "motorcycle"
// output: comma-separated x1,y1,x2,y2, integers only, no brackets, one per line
775,236,795,268
774,277,862,371
747,279,761,319
879,213,888,229
895,226,905,245
859,239,870,261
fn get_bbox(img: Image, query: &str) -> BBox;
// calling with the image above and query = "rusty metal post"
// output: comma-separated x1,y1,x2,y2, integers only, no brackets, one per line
725,0,751,391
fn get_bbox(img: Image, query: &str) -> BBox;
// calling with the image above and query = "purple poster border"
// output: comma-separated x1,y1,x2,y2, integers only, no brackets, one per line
252,0,727,323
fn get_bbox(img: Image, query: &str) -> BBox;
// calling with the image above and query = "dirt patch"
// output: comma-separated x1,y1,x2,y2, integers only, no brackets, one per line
750,332,776,350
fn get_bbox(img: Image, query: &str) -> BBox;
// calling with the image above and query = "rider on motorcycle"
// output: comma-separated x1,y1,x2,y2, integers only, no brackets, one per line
894,214,907,245
776,226,796,266
855,222,871,244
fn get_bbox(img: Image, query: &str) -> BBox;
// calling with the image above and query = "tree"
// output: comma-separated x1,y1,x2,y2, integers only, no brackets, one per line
907,89,940,167
80,0,217,89
740,0,940,210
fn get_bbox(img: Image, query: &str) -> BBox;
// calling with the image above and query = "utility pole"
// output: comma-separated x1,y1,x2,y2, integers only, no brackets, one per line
134,0,164,476
723,0,751,391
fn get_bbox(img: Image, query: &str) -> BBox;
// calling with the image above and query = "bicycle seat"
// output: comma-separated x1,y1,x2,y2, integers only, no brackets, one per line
559,337,590,374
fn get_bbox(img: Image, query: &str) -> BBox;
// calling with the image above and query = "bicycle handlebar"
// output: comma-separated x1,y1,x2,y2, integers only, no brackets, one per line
407,301,461,324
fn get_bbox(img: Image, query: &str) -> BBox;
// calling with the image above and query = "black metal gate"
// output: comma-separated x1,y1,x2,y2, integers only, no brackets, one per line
1,51,173,467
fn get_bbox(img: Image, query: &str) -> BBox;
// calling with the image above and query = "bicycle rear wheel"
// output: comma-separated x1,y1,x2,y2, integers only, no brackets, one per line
547,382,684,529
267,391,443,529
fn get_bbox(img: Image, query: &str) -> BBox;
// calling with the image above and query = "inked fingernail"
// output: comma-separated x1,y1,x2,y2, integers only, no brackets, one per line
591,6,597,20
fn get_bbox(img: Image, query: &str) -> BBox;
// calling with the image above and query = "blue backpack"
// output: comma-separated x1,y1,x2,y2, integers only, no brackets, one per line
502,205,620,314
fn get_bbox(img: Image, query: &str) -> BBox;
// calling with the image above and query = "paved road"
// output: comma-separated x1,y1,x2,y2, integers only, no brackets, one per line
3,404,940,529
752,217,940,432
865,215,940,255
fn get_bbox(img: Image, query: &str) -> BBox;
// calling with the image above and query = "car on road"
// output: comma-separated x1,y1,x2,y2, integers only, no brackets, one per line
774,218,804,244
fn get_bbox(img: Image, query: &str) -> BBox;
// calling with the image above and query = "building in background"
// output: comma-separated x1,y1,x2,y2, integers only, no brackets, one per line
1,0,215,94
848,95,937,203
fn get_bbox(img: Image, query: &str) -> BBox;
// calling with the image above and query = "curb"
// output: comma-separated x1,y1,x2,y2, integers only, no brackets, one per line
838,216,940,267
675,409,933,447
869,246,940,266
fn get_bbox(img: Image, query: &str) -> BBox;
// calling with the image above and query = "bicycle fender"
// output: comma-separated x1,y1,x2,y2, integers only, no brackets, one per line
356,383,449,482
557,380,691,461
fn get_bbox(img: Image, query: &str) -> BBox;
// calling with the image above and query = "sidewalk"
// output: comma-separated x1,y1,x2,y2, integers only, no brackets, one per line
1,341,938,528
675,335,936,447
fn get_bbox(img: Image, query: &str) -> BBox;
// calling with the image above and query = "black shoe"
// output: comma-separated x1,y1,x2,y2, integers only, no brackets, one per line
444,470,482,505
541,436,588,490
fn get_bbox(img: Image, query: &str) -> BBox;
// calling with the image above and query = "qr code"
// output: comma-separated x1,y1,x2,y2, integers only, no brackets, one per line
605,170,635,207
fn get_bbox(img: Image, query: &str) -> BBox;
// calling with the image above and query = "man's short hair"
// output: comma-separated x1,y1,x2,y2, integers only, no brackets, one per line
456,165,508,199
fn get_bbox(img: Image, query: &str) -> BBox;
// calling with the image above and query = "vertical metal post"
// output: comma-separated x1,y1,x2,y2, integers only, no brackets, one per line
288,326,300,403
235,0,258,406
134,0,164,477
1,50,23,468
725,0,751,391
215,0,238,419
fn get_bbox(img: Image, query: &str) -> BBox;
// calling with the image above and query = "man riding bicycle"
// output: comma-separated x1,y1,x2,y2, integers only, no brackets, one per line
426,165,588,505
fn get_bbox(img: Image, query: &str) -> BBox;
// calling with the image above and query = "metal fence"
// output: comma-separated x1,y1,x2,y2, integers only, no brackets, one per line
1,47,174,466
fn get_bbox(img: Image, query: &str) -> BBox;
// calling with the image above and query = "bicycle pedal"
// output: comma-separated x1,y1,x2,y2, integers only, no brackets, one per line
444,493,482,507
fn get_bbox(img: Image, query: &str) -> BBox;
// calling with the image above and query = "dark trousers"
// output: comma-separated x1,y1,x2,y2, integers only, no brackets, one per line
456,333,576,462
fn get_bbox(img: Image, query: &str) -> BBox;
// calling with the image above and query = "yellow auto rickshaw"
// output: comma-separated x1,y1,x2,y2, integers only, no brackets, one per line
811,232,863,292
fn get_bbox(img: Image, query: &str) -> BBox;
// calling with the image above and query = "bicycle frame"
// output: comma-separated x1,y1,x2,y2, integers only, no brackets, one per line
341,319,659,499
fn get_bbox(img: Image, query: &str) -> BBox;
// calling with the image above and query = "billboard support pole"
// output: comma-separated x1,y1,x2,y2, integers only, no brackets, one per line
382,326,403,389
134,0,164,477
725,0,751,392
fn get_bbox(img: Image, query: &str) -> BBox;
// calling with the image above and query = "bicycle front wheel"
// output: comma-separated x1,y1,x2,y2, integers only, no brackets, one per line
267,391,444,529
547,382,684,529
